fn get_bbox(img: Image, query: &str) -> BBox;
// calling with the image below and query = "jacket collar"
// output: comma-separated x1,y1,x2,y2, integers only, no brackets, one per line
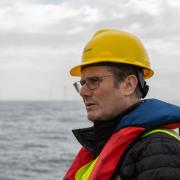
116,98,180,130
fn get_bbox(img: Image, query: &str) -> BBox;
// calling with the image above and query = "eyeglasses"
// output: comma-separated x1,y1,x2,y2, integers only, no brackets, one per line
73,74,113,93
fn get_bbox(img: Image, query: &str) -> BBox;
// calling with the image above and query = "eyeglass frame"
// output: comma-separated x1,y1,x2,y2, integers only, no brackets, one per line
73,74,114,93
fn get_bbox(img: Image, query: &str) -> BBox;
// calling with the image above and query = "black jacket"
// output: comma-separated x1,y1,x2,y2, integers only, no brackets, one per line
119,131,180,180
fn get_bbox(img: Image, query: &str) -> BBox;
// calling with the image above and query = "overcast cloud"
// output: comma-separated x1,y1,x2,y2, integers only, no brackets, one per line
0,0,180,103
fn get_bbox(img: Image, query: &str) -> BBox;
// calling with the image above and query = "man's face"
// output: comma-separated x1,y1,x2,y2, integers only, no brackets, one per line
80,66,128,122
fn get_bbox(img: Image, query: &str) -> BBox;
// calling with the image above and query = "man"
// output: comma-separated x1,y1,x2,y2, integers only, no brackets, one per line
64,29,180,180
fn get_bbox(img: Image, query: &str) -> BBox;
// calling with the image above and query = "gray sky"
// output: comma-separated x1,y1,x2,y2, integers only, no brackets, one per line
0,0,180,103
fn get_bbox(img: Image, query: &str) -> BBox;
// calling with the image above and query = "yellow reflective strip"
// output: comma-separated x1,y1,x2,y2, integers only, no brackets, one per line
142,129,180,141
82,158,98,180
75,157,98,180
75,160,93,180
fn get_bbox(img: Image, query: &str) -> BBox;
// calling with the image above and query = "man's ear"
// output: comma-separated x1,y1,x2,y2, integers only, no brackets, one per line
123,75,138,96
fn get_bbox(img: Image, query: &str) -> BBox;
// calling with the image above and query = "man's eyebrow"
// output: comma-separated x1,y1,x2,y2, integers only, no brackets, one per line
81,75,99,81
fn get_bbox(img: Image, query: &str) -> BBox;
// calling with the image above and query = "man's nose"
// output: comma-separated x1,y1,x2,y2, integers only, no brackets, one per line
80,84,92,97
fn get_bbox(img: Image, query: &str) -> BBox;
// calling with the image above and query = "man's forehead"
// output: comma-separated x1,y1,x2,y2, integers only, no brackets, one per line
81,65,111,77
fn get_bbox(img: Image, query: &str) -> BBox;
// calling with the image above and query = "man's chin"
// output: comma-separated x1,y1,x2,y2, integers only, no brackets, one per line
87,112,99,122
87,112,106,122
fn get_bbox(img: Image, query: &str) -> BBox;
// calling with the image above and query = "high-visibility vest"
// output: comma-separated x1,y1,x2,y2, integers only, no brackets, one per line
75,129,180,180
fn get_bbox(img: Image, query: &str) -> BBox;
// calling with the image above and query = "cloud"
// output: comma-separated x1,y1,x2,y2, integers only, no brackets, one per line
0,1,81,33
0,0,180,101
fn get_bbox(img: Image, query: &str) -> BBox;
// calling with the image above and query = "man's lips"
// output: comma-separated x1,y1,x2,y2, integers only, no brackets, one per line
85,102,97,109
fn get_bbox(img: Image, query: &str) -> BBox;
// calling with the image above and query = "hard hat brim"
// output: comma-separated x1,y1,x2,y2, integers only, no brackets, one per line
70,59,154,79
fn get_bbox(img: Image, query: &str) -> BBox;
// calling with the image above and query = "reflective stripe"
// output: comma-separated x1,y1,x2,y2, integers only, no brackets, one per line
75,157,98,180
142,129,180,141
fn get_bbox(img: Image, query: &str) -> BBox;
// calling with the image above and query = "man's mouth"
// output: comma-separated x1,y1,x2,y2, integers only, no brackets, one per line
85,102,96,110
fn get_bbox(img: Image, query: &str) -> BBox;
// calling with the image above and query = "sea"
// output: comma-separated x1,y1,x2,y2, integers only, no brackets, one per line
0,101,91,180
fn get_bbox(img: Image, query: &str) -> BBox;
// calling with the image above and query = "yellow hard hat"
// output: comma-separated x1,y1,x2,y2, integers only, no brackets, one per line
70,29,154,79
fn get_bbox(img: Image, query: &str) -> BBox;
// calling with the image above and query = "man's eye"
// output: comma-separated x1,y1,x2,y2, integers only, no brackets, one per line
88,77,99,84
80,80,85,85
